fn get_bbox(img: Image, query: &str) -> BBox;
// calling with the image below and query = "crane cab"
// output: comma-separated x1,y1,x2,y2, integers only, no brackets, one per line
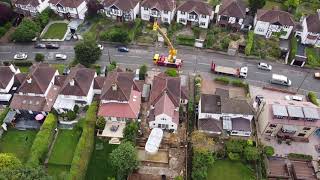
153,54,160,63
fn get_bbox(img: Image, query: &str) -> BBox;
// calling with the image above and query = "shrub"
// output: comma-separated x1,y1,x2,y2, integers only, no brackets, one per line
35,53,44,62
245,31,254,56
231,79,246,87
0,107,10,125
100,28,129,43
123,121,139,143
27,113,57,167
244,146,260,161
139,64,147,80
12,19,40,42
12,61,33,67
226,139,246,153
220,37,231,50
67,110,77,121
165,68,178,77
264,146,275,157
228,152,241,161
308,92,319,106
34,8,50,29
192,149,214,180
73,105,80,114
306,47,320,68
96,116,106,130
289,36,298,63
68,102,98,180
176,35,195,46
0,22,11,38
288,153,312,161
214,76,230,84
129,18,143,41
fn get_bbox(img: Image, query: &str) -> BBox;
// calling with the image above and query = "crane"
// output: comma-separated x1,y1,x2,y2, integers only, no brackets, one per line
152,22,182,68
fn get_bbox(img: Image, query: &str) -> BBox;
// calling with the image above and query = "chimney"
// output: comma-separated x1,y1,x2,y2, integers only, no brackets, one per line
70,79,75,86
27,78,32,84
112,83,117,91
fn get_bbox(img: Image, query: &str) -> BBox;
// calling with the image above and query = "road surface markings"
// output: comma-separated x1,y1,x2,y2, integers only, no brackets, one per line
113,54,124,57
253,71,270,75
0,51,11,53
128,55,142,58
198,62,210,66
117,62,141,66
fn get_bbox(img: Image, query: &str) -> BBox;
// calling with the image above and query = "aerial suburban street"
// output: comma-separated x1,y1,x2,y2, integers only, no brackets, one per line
0,42,319,96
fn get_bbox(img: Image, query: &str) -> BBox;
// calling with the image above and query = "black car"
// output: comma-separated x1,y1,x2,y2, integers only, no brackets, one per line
34,43,46,49
117,46,129,52
46,43,60,49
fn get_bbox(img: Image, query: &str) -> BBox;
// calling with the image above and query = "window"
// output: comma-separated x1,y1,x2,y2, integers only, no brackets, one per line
144,7,148,10
201,14,206,18
181,11,185,15
158,124,161,128
163,10,168,14
269,124,277,128
163,18,168,22
171,125,174,127
200,22,206,26
265,130,273,134
303,127,311,130
297,133,306,137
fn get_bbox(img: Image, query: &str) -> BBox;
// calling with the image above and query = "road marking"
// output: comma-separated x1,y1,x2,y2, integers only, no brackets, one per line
113,54,124,57
183,61,193,64
117,62,141,66
128,55,142,58
253,71,270,75
0,52,11,53
198,62,210,66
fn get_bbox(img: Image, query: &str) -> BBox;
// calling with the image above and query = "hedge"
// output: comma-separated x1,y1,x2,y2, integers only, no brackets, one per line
176,35,195,46
0,107,10,125
245,31,254,56
308,92,319,106
289,36,298,63
68,102,98,180
288,153,313,161
214,76,230,84
27,113,57,167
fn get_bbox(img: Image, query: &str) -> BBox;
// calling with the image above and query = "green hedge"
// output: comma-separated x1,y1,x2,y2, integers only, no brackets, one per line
214,76,230,84
245,31,254,56
288,153,312,161
306,47,320,68
289,36,298,63
68,102,98,180
27,113,57,167
308,92,319,106
0,107,10,125
176,35,195,46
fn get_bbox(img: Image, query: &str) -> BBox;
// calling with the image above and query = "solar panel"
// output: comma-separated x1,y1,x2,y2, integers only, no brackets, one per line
272,104,288,117
287,106,304,118
303,107,320,120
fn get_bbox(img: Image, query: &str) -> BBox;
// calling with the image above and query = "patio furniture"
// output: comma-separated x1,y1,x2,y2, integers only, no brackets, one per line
110,125,119,132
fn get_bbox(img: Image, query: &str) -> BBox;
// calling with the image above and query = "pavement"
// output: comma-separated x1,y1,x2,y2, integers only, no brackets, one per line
0,41,319,97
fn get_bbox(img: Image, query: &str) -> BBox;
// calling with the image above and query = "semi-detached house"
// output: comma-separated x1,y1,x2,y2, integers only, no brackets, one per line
296,10,320,47
49,0,87,19
176,0,213,29
0,65,22,106
13,0,50,16
140,0,176,24
103,0,140,21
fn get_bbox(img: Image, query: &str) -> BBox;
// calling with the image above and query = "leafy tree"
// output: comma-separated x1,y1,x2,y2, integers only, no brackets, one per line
12,19,40,42
107,61,117,72
35,53,44,62
123,121,139,143
0,165,51,180
139,64,147,80
34,8,50,29
226,139,246,153
248,0,266,13
74,38,102,67
192,149,214,180
165,68,178,77
96,116,106,130
66,110,76,121
73,105,79,114
110,142,139,179
284,0,299,11
191,131,214,152
228,152,241,161
0,3,13,25
244,146,260,161
220,37,231,50
264,146,275,157
0,153,21,171
87,0,103,17
100,28,129,43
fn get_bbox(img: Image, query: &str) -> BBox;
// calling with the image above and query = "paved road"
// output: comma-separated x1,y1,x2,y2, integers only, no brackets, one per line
0,42,319,97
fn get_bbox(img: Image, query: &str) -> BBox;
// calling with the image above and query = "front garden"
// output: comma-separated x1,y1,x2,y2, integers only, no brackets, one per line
246,34,281,60
42,22,68,39
305,47,320,68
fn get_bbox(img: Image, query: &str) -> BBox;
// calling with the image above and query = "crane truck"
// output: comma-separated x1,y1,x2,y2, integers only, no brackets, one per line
211,62,248,78
152,22,182,68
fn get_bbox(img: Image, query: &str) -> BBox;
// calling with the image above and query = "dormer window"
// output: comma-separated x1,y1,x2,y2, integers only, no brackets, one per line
27,78,32,83
112,83,117,91
70,79,74,86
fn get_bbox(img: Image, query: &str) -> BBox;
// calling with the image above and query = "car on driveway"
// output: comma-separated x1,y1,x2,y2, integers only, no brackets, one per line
258,62,272,71
315,72,320,79
98,44,104,50
34,43,46,49
46,43,60,49
117,46,129,52
55,53,67,60
14,52,28,60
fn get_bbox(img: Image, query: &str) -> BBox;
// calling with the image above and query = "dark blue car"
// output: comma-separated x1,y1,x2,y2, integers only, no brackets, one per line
117,46,129,52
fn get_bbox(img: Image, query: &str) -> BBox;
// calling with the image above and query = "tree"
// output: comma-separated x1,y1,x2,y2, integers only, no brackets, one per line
123,121,139,143
107,61,117,72
139,64,147,80
110,142,139,179
35,53,44,62
0,166,51,180
264,146,275,157
192,149,214,180
34,8,50,29
12,19,40,42
226,139,246,153
87,0,103,17
191,131,214,152
100,28,130,43
165,68,178,77
74,38,102,67
96,116,106,130
66,110,76,121
244,146,260,161
0,153,21,171
245,31,254,56
284,0,299,11
248,0,266,13
0,3,13,25
228,152,241,161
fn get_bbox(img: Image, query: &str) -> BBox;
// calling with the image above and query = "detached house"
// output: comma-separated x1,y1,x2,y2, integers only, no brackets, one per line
13,0,49,16
297,10,320,47
254,9,295,39
176,0,213,29
148,74,188,132
141,0,176,24
10,64,59,115
53,65,96,113
49,0,87,19
216,0,251,31
0,65,21,106
103,0,140,21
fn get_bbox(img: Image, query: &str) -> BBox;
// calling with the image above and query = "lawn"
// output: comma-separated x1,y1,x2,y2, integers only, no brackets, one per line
18,66,30,73
207,160,256,180
52,64,66,74
86,137,118,180
0,129,37,163
42,23,68,39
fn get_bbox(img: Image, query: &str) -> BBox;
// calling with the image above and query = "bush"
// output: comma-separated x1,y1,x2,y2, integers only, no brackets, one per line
0,107,10,125
308,92,319,106
129,18,143,41
35,53,44,62
231,79,247,87
288,153,312,161
123,121,139,143
165,68,178,77
306,47,320,68
226,139,246,153
264,146,275,157
244,146,260,161
73,105,79,114
214,76,230,84
100,28,129,43
176,35,195,46
289,36,298,63
228,152,241,161
139,64,147,80
220,37,231,50
0,22,11,38
192,149,214,180
96,116,106,130
12,61,33,67
34,8,50,29
12,19,40,42
68,102,98,180
245,31,254,56
27,113,57,167
67,110,77,121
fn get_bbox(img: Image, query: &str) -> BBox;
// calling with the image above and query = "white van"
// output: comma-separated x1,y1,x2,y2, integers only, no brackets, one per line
271,74,291,86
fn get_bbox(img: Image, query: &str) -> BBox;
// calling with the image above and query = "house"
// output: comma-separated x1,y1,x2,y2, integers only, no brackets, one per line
215,0,251,31
13,0,49,16
53,65,96,113
140,0,176,24
254,9,295,39
296,10,320,47
97,71,142,140
103,0,140,21
258,99,320,141
148,74,188,132
49,0,87,19
198,89,254,137
0,65,21,106
10,64,59,115
176,0,213,29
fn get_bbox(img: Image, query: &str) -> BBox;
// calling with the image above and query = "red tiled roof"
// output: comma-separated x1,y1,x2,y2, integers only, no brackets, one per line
103,0,139,11
0,66,15,89
256,9,295,26
154,92,179,124
141,0,175,11
14,73,27,85
10,95,47,112
177,0,212,15
49,0,85,8
219,0,246,19
133,80,144,92
14,0,39,7
306,13,320,33
94,76,105,90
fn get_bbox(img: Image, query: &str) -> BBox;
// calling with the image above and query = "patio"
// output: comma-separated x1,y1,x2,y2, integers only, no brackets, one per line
137,148,169,164
97,121,125,139
14,113,42,130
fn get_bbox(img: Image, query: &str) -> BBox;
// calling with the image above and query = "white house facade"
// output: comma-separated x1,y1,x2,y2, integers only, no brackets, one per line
140,0,175,24
298,11,320,47
49,0,87,19
0,65,21,106
14,0,50,16
103,0,140,21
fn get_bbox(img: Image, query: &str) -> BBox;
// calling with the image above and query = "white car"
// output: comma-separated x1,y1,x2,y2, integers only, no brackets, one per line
258,62,272,71
14,52,28,60
55,53,67,60
98,44,104,50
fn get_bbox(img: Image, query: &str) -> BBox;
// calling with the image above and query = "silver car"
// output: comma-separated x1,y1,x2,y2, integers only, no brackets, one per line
55,53,67,60
258,62,272,71
14,52,28,60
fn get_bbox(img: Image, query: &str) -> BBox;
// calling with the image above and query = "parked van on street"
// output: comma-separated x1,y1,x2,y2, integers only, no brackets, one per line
271,74,291,86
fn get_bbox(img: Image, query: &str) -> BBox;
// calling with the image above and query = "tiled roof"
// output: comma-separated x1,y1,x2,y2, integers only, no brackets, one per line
0,66,15,89
14,73,27,85
49,0,85,8
154,92,179,124
177,0,212,15
219,0,246,19
306,13,320,33
94,76,105,90
231,117,251,131
10,95,47,112
256,9,295,26
141,0,175,11
103,0,139,11
198,118,222,133
14,0,39,7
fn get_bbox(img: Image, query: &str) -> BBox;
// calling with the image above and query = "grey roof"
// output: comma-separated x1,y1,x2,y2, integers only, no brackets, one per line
272,104,288,117
198,118,222,133
3,111,16,123
200,94,221,114
231,117,251,131
215,88,229,99
221,99,253,115
287,106,304,118
303,107,320,120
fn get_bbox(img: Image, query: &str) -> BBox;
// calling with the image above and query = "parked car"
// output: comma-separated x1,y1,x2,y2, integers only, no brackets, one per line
258,62,272,71
55,53,67,60
46,43,60,49
98,44,104,50
285,95,303,101
315,72,320,79
14,52,28,60
117,46,129,52
34,43,46,49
